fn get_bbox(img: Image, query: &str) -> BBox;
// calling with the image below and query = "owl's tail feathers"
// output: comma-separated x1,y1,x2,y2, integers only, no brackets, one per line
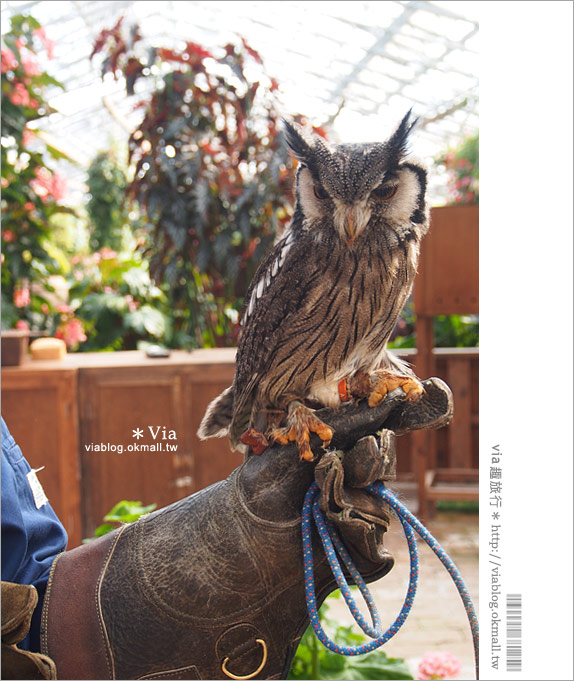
197,386,234,440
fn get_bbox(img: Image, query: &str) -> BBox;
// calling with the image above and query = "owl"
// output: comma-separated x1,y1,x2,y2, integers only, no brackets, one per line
198,111,429,461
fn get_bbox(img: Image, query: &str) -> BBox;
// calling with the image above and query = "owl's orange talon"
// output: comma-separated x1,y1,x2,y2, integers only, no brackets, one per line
269,401,333,462
367,370,424,407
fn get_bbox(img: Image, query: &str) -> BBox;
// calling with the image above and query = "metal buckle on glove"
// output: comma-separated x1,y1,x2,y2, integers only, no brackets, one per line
221,638,268,680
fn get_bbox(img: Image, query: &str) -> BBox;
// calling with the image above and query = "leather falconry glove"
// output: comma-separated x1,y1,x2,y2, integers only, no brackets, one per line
1,581,57,680
39,378,452,681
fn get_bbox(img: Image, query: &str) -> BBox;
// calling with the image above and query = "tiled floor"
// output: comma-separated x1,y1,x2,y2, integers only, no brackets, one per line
326,483,479,680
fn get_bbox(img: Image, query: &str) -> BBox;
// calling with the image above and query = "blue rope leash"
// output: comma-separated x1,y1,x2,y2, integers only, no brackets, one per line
301,480,479,677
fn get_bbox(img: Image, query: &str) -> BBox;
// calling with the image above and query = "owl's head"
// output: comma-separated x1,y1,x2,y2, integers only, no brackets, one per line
283,111,428,246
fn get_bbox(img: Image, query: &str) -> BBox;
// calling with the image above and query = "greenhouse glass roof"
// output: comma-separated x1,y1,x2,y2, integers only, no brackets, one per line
1,0,479,202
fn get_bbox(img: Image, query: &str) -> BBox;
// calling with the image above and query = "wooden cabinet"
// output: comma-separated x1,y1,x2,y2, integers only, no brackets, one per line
2,350,240,546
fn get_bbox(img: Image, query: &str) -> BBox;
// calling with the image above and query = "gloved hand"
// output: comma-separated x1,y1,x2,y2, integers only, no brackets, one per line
1,581,56,680
40,378,452,681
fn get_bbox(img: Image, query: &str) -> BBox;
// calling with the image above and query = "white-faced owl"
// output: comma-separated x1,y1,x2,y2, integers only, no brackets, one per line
199,111,429,461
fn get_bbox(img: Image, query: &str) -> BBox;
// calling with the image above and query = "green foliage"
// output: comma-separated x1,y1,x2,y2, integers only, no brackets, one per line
289,597,413,680
83,499,157,543
433,314,479,348
91,17,301,347
86,150,130,251
68,249,172,351
388,301,479,349
435,500,479,514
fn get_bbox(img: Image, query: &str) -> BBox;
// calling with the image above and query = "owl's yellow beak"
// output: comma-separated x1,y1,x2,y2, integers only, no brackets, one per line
335,202,370,245
344,209,356,244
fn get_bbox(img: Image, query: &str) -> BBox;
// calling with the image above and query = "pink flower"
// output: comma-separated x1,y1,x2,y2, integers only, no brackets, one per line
21,56,41,76
125,294,138,312
10,82,33,107
1,47,18,73
99,247,118,260
417,651,462,680
2,229,15,243
31,167,68,203
15,319,30,331
13,284,31,308
34,27,55,59
55,317,87,349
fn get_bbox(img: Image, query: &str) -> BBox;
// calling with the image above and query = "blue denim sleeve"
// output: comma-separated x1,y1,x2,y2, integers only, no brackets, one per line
1,417,68,650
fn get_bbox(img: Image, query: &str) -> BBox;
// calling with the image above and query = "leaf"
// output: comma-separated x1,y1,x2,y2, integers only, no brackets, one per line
344,653,414,680
122,266,151,296
94,523,115,537
80,292,129,317
103,500,157,523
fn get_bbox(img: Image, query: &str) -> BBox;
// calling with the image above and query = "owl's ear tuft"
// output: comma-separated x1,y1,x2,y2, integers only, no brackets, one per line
387,109,418,164
282,119,314,164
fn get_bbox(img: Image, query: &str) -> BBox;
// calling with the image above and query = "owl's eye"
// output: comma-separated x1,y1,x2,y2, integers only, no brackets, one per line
372,184,398,201
313,184,329,201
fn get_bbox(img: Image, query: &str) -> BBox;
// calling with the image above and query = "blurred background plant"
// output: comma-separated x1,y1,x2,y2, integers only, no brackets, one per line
90,16,303,348
388,302,479,350
435,133,478,205
1,13,79,337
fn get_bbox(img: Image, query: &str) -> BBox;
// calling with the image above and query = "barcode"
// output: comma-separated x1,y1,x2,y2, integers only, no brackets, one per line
506,593,522,671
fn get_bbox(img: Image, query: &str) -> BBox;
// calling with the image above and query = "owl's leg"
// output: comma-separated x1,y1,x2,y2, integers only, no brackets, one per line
269,400,333,462
349,369,424,407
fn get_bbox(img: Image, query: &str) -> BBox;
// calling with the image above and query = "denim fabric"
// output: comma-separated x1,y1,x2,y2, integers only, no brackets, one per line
1,417,67,651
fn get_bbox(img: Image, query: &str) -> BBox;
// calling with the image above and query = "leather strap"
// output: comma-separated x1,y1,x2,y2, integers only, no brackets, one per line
41,525,127,680
338,379,351,403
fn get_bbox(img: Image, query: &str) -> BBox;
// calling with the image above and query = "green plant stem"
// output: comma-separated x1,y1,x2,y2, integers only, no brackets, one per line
310,631,319,680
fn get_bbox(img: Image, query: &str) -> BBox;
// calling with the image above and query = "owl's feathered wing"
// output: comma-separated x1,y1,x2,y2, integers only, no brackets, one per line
197,227,299,444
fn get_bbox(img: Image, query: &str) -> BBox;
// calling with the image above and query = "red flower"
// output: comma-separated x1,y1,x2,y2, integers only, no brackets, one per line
2,229,15,242
185,41,213,61
15,320,30,331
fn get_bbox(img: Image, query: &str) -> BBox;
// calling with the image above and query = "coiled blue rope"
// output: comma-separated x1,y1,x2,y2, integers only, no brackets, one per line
301,480,479,678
